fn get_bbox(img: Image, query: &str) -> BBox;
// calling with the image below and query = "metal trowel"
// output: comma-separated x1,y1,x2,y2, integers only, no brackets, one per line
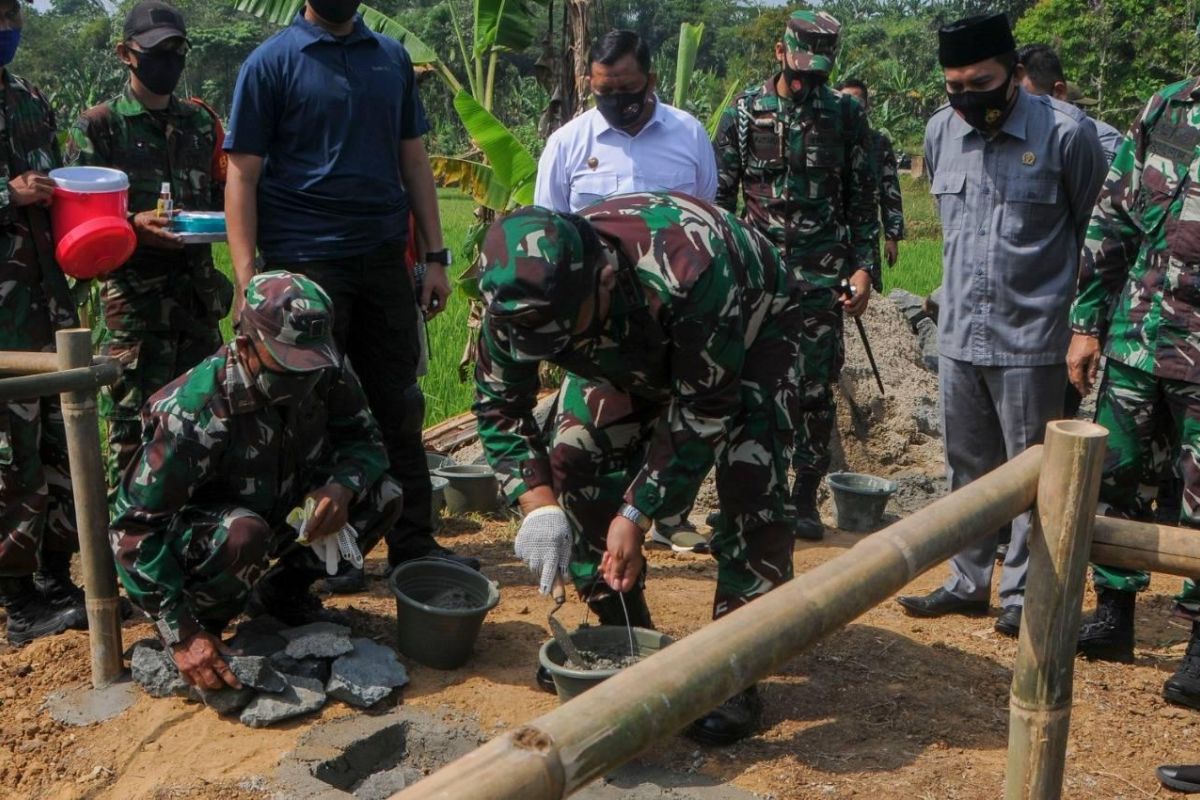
548,575,589,669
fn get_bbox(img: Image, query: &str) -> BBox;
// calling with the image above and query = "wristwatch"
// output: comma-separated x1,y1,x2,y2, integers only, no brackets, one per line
425,248,452,266
618,502,653,534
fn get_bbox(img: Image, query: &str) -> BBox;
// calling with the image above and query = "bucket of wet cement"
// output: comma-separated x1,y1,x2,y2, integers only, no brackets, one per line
538,626,674,704
827,471,898,532
390,558,499,670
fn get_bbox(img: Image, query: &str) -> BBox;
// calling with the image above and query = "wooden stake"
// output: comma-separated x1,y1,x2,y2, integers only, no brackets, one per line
57,329,123,689
1005,420,1108,800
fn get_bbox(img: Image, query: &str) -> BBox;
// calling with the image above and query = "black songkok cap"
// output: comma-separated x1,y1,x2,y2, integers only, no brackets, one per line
938,13,1015,69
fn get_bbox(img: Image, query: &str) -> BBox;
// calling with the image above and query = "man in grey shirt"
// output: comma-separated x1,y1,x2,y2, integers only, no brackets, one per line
897,13,1105,636
1018,43,1123,164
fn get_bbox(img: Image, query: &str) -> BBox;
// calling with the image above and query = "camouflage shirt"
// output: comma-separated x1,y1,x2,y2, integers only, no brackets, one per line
714,76,879,289
869,128,904,241
66,85,231,333
110,346,388,643
475,192,796,521
0,70,77,349
1071,76,1200,383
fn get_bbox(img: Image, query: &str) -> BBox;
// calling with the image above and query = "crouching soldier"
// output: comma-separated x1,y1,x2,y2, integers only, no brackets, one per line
475,192,803,744
109,272,403,689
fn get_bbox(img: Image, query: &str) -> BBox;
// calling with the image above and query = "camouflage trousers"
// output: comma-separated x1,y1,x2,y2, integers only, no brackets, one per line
0,396,77,576
552,349,798,621
1092,360,1200,612
100,325,223,495
156,476,403,630
791,287,844,487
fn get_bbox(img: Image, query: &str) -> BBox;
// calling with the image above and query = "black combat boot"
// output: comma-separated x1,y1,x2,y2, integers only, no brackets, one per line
32,551,86,629
1077,587,1136,663
686,684,764,745
323,564,367,595
1164,620,1200,710
247,563,350,628
791,473,825,541
0,575,85,646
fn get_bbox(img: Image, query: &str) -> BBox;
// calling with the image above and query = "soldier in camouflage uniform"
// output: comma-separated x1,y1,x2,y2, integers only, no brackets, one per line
836,78,905,285
714,10,879,541
1068,77,1200,707
0,0,89,646
110,272,402,690
65,2,231,496
475,192,802,744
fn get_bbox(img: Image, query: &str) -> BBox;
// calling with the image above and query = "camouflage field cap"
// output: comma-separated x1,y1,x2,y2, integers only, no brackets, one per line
480,206,600,362
784,10,841,74
240,271,340,373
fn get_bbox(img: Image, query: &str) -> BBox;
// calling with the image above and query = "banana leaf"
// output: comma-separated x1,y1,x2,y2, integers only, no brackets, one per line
473,0,550,59
673,23,705,108
430,156,512,212
452,91,538,207
707,77,744,141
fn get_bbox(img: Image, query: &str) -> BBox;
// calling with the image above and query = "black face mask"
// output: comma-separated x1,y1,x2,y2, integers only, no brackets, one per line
782,67,827,98
309,0,360,24
595,84,650,130
948,71,1016,132
131,49,186,96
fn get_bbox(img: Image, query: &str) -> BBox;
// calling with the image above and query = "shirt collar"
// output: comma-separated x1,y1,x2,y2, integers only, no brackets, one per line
595,94,666,137
114,83,183,119
949,86,1031,141
292,11,374,49
222,346,267,414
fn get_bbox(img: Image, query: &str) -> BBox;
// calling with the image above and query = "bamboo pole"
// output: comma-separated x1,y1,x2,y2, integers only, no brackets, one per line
392,446,1045,800
0,361,122,402
1005,420,1108,800
1091,516,1200,577
56,329,123,688
0,350,64,375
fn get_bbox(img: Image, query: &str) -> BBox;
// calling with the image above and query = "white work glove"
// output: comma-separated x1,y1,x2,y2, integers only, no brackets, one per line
514,505,573,596
288,499,363,576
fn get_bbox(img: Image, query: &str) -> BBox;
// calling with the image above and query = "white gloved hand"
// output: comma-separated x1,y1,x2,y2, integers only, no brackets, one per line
514,505,573,596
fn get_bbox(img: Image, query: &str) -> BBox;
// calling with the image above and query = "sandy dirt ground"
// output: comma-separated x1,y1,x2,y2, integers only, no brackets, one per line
1,297,1192,799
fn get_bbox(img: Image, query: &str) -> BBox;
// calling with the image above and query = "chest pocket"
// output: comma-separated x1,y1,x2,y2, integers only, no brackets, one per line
749,118,784,164
803,130,844,201
1000,175,1061,244
930,171,966,233
570,172,620,211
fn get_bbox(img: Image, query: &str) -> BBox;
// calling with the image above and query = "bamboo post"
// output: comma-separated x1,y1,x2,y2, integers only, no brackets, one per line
0,350,63,375
0,361,122,402
1005,420,1108,800
392,446,1045,800
56,329,123,688
1091,516,1200,576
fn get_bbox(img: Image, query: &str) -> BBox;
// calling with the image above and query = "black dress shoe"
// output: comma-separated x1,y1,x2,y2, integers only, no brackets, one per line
685,685,762,746
535,664,556,694
1158,765,1200,793
994,605,1022,638
896,588,988,618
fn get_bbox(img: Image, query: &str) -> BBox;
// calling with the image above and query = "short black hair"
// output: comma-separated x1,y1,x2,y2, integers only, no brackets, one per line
837,78,869,101
588,30,651,75
1017,44,1065,94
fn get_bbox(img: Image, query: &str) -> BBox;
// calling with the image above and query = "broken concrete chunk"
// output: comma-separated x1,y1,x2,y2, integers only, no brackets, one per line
269,652,331,684
326,638,410,708
227,656,288,694
130,643,191,699
280,621,354,660
887,289,929,330
197,685,257,716
239,675,327,728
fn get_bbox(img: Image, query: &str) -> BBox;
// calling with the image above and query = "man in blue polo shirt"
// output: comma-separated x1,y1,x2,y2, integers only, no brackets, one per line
224,0,478,592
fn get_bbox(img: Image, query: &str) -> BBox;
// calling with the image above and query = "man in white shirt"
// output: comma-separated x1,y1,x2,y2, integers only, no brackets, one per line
533,29,717,555
534,29,717,214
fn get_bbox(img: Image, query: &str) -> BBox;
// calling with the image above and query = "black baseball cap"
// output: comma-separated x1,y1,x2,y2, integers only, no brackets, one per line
124,1,188,50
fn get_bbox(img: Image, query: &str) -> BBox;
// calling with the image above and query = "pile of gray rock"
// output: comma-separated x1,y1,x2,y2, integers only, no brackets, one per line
888,289,939,373
130,616,410,727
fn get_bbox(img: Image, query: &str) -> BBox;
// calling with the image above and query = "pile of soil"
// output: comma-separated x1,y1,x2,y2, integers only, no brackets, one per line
425,587,478,610
567,643,643,671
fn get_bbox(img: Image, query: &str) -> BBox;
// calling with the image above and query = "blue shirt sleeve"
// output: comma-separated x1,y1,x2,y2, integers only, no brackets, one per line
397,52,430,140
224,51,278,156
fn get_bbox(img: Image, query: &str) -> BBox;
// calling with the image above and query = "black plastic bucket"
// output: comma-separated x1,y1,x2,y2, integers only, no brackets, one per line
390,558,499,670
827,471,898,532
537,625,673,703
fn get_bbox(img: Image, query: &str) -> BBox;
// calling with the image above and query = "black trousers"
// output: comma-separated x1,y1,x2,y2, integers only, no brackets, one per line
268,240,436,563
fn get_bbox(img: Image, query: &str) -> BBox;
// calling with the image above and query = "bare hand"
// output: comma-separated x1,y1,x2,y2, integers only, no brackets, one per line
421,264,451,321
171,631,241,690
132,211,184,250
303,483,354,542
843,270,872,318
8,171,55,207
884,239,899,268
600,515,645,594
1067,333,1102,396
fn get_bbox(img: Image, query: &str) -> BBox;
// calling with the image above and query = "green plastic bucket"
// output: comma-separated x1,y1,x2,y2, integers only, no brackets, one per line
434,464,501,514
390,558,499,670
827,472,898,532
538,626,673,703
